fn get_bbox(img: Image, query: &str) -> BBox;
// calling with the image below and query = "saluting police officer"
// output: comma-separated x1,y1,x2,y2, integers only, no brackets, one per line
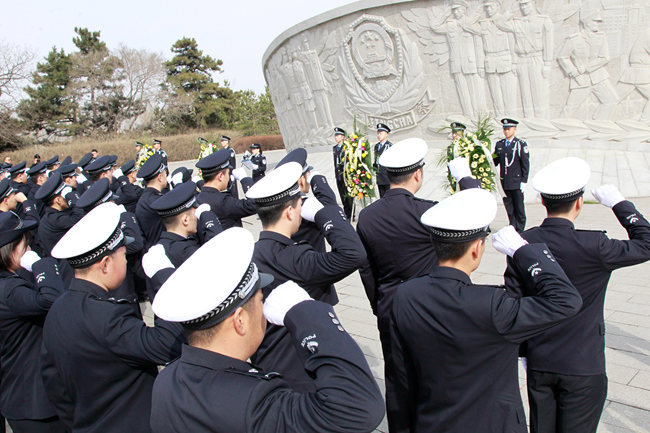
44,155,60,176
149,228,385,433
333,127,353,219
75,152,93,195
135,153,168,250
504,157,650,433
277,148,338,253
196,149,256,230
25,162,48,204
150,181,222,269
373,123,393,198
8,162,30,196
494,118,530,231
246,162,366,391
42,202,185,433
390,189,582,433
357,139,480,430
0,212,67,433
33,172,84,257
58,163,81,207
248,143,267,183
115,160,143,214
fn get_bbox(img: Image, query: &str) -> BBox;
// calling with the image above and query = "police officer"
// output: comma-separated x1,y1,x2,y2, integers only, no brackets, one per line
0,212,67,433
494,118,530,231
44,155,60,175
115,160,143,214
33,172,84,256
219,135,239,199
196,149,257,230
390,189,582,432
58,163,81,207
85,155,115,186
75,153,93,195
277,148,338,253
357,139,479,430
136,153,168,250
42,202,185,433
504,157,650,433
248,143,266,183
332,127,353,219
25,162,48,203
0,179,37,225
7,162,30,196
76,178,145,305
246,162,366,390
373,123,393,197
150,181,222,269
169,166,193,189
150,227,385,433
153,139,168,172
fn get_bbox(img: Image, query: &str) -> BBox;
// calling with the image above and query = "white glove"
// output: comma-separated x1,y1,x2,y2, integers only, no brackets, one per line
195,203,211,219
20,250,41,272
142,245,174,278
300,197,324,222
232,167,247,181
242,160,254,171
60,186,73,198
263,280,312,326
592,185,625,208
520,182,526,192
447,158,473,181
113,168,123,178
307,170,321,184
15,192,27,203
171,171,184,187
191,175,201,183
77,173,88,183
492,225,528,257
252,164,259,170
117,204,127,214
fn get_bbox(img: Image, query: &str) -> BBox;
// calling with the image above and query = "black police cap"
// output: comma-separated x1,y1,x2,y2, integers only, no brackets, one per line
78,153,93,169
76,178,113,210
377,123,391,133
220,135,231,141
45,155,60,169
0,162,11,170
137,153,165,181
8,161,26,176
59,163,79,178
451,122,466,132
108,155,118,168
334,127,346,136
501,118,519,127
26,162,47,177
0,179,15,200
85,155,113,175
0,211,38,248
249,143,261,150
171,166,193,183
121,160,136,175
277,148,312,174
61,156,72,166
151,181,198,217
195,149,231,176
34,171,66,202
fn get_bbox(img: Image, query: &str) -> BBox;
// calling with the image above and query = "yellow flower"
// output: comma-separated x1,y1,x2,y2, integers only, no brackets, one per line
479,167,484,172
473,154,479,159
362,152,368,158
471,162,478,168
479,156,485,162
366,173,371,179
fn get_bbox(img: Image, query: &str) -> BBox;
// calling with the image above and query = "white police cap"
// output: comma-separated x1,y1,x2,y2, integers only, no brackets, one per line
378,138,428,174
245,162,303,207
532,157,591,202
52,202,130,268
153,227,273,329
421,188,497,242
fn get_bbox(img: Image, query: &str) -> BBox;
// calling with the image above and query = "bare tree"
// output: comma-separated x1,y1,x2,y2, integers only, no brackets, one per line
115,45,166,129
0,41,34,110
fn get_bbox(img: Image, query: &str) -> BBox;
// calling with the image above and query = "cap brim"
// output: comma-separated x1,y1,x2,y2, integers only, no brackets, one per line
124,236,135,246
258,272,274,289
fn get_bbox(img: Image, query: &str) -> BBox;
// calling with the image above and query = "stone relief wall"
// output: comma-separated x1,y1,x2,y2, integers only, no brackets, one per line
263,0,650,148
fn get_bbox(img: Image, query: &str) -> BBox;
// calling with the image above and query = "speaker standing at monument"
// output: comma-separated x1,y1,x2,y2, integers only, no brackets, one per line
150,228,384,433
332,127,353,219
390,189,582,433
504,157,650,433
494,118,529,232
41,202,184,433
373,123,393,198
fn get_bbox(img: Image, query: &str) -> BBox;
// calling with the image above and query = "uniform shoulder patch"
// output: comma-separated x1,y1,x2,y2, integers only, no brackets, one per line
226,367,282,381
292,240,310,246
89,295,137,304
414,197,437,204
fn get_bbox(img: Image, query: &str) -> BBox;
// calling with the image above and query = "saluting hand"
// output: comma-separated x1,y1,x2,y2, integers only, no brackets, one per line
263,281,312,326
492,225,528,257
592,185,625,208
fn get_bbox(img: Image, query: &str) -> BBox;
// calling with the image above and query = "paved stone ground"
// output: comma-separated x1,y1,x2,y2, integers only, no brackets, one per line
163,149,650,433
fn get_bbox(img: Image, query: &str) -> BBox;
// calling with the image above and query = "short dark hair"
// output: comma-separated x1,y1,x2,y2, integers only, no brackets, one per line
202,168,228,184
388,167,420,185
432,236,485,262
88,171,102,182
258,196,300,227
0,233,29,271
542,197,578,215
185,290,259,346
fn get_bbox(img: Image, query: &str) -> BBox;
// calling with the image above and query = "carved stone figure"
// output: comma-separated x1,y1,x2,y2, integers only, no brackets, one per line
497,0,553,119
298,39,334,129
617,28,650,122
431,0,486,118
557,7,619,120
474,0,518,116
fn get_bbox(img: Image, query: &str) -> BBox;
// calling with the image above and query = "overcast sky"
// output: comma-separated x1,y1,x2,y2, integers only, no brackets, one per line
1,0,354,94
